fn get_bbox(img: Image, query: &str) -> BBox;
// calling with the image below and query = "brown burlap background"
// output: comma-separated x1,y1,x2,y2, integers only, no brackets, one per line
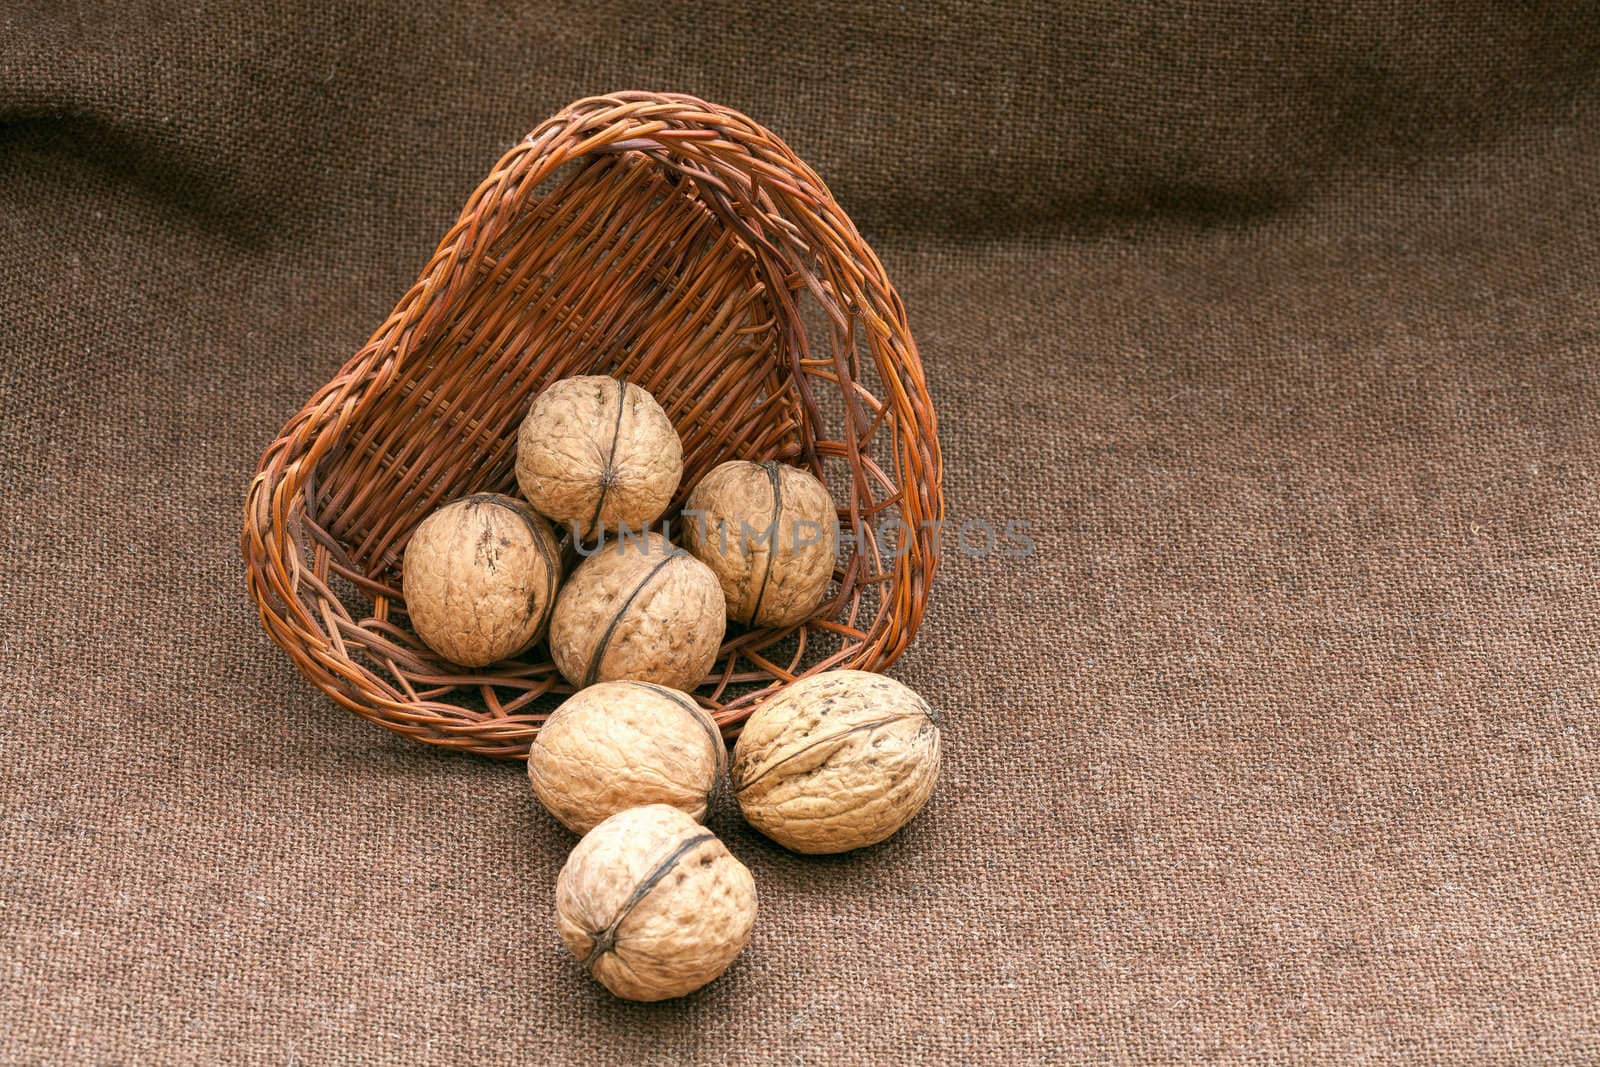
4,3,1600,1062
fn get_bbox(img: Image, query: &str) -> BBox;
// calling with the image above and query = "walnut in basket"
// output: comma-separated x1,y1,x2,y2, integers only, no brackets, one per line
549,531,726,691
529,681,727,833
731,670,940,854
400,494,561,667
556,804,756,1001
515,375,683,540
683,460,838,628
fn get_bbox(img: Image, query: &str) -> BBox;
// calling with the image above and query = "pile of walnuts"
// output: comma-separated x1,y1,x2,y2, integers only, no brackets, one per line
401,375,942,1002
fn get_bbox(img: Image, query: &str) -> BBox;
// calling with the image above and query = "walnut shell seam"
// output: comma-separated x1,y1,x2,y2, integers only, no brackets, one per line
579,829,717,968
464,492,563,636
583,547,691,687
730,711,933,794
625,681,729,810
584,376,629,537
744,461,783,626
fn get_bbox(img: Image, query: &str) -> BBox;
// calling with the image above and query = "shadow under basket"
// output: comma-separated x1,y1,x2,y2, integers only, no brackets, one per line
242,91,943,759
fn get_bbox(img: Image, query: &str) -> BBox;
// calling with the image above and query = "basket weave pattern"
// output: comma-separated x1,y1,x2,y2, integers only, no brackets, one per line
242,92,942,758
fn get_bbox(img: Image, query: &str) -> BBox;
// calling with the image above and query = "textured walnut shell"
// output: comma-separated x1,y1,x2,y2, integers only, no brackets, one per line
549,532,726,691
731,670,940,854
556,804,756,1001
529,681,728,833
400,494,562,667
515,376,683,539
683,460,839,628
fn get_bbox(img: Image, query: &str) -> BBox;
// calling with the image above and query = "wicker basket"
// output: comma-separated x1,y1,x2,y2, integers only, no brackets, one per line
242,91,942,759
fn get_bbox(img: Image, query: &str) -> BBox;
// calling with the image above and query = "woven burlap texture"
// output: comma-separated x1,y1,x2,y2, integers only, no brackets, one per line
3,2,1598,1062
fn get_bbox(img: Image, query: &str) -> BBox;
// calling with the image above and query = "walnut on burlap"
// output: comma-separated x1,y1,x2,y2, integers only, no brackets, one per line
2,2,1599,1062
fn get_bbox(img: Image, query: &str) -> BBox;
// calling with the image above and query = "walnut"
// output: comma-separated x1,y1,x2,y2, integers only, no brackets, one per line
400,493,561,667
730,670,940,854
548,531,726,691
515,376,683,539
555,804,756,1001
529,681,727,833
683,460,838,628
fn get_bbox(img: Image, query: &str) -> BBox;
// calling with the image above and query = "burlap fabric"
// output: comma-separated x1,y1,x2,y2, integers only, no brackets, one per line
3,3,1598,1061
